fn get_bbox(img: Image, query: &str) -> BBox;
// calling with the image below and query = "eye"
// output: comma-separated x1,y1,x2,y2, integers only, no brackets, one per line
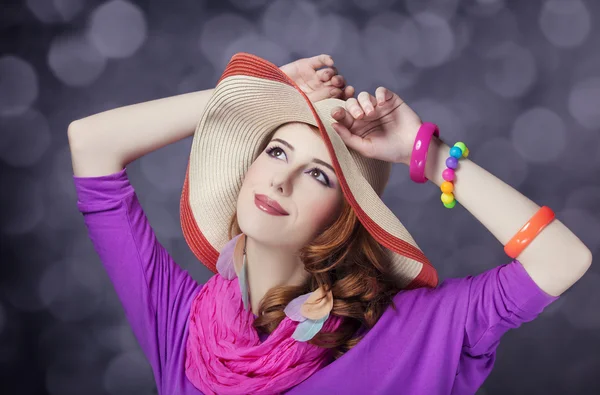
308,168,331,187
266,144,286,160
265,145,331,187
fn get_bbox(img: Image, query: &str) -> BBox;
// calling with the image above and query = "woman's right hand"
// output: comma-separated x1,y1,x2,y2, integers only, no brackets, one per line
279,54,355,102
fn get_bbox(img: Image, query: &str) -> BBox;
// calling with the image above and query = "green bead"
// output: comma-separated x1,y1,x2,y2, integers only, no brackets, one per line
454,142,466,152
443,199,457,209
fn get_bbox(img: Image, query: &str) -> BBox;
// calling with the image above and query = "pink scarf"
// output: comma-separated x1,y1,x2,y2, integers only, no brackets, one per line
185,235,341,394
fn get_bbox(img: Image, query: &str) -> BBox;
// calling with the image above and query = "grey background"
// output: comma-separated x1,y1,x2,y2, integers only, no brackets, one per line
1,0,599,394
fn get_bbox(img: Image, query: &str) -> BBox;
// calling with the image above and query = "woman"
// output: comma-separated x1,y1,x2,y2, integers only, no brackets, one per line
68,53,591,394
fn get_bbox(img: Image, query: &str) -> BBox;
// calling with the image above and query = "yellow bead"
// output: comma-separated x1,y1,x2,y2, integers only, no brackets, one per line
440,181,454,193
441,192,454,204
443,199,457,209
462,147,469,158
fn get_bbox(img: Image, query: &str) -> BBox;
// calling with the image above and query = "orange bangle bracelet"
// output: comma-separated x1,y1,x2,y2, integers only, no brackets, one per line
504,206,555,259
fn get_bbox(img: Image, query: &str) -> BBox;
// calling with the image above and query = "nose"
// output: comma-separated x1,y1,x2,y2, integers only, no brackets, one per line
270,167,298,196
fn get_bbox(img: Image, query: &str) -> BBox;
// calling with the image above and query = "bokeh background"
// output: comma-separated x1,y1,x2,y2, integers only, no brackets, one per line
1,0,599,394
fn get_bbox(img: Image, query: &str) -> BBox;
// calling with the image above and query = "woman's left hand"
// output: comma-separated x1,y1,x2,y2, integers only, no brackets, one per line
280,54,355,102
330,87,423,165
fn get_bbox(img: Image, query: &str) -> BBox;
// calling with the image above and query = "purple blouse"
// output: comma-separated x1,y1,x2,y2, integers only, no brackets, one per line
73,167,559,394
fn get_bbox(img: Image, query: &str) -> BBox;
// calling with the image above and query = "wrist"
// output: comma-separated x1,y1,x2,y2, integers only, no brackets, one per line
423,136,451,187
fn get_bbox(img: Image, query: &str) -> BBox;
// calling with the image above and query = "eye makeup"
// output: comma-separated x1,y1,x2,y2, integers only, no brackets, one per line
265,144,332,187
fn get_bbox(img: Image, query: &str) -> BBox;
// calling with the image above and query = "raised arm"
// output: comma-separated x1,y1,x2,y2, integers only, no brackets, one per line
68,89,214,177
330,87,592,297
68,54,354,178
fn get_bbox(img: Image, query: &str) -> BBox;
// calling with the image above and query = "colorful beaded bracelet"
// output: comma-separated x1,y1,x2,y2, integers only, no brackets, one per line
440,142,469,209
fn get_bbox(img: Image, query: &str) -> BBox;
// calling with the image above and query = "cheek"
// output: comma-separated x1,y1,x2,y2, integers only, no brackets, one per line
299,193,340,228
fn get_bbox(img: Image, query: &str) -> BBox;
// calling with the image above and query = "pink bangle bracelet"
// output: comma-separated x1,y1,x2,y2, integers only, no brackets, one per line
410,123,440,183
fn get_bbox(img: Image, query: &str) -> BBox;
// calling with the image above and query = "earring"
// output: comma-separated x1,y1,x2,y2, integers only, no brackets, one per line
239,236,250,312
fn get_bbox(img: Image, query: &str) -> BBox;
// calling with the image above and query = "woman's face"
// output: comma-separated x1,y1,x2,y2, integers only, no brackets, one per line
237,122,344,250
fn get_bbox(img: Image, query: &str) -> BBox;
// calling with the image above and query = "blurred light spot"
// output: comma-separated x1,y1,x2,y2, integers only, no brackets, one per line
176,62,215,94
54,0,87,21
199,13,257,70
28,0,86,23
138,139,189,194
66,234,110,291
352,0,398,11
470,9,518,55
412,98,466,143
558,132,600,174
477,137,529,187
405,13,455,68
2,268,47,312
484,41,537,98
362,13,421,90
0,109,51,167
568,77,600,130
449,17,473,60
465,0,506,16
228,0,269,9
103,351,155,395
0,174,45,235
405,0,460,19
559,271,600,330
539,0,591,48
565,186,600,222
364,12,410,70
52,145,78,199
48,32,107,87
0,55,38,116
26,0,64,23
92,324,138,353
38,260,104,322
87,0,147,59
305,13,345,55
262,0,321,55
511,107,566,163
449,86,515,144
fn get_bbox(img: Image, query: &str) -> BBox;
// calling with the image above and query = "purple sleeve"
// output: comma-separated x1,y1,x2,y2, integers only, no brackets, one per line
72,168,201,389
462,259,559,355
452,259,560,394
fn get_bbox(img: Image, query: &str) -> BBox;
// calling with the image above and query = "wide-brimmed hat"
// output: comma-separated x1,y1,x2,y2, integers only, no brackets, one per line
179,52,438,289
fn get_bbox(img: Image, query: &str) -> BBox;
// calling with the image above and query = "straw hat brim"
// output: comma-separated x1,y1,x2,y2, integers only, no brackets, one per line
180,53,438,289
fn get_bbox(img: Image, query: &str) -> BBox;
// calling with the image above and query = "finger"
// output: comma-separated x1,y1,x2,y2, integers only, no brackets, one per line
308,87,342,102
331,122,375,158
308,54,334,69
345,97,364,119
330,74,345,88
375,86,393,105
330,106,355,129
343,85,355,99
357,91,377,116
316,67,336,82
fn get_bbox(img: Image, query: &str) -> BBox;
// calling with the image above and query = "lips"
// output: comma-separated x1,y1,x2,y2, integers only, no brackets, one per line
255,194,289,215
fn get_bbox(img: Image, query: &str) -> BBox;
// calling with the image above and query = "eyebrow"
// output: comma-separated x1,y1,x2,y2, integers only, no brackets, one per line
270,138,335,174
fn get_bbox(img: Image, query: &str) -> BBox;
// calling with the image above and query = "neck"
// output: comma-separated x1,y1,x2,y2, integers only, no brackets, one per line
244,236,310,316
